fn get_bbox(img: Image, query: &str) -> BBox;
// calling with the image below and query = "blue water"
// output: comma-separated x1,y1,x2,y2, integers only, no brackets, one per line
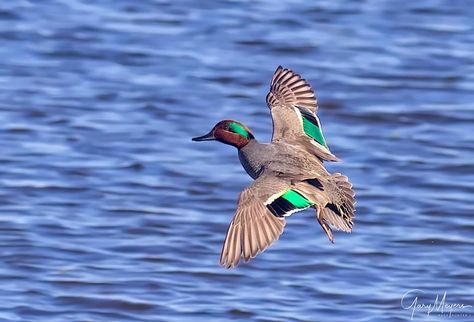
0,1,473,321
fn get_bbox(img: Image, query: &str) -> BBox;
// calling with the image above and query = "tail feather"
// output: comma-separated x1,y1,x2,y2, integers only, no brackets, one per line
317,173,355,242
319,206,352,232
317,216,334,243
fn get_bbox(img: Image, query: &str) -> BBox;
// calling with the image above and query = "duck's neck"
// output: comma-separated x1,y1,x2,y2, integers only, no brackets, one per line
230,137,255,149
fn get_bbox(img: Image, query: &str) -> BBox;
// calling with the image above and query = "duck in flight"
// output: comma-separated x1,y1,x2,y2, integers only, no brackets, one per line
192,66,355,268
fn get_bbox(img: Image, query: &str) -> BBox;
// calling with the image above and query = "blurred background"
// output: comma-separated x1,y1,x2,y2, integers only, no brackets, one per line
0,1,473,321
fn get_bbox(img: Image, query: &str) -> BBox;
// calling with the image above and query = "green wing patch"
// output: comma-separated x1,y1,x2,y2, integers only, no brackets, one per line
267,189,314,217
297,106,327,147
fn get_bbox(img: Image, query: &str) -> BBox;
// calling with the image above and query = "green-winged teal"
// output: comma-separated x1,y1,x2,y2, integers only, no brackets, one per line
193,66,355,268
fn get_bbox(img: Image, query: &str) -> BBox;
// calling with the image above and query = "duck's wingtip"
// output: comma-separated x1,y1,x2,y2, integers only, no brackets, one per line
325,154,342,162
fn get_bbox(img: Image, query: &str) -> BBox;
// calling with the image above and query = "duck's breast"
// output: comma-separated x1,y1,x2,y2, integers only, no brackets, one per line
238,141,275,179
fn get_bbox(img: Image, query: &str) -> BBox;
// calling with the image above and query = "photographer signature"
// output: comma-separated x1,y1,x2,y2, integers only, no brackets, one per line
401,289,472,320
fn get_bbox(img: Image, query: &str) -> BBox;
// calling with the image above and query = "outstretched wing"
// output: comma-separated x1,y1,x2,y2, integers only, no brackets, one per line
266,66,338,161
220,174,315,268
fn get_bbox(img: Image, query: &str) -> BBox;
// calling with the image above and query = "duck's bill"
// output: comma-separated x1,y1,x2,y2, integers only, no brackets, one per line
192,131,215,141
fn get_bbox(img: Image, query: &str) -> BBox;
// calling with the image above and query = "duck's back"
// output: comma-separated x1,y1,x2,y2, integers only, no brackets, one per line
239,140,328,180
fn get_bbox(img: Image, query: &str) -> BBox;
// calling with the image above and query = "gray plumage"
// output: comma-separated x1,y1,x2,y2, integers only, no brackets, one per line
193,66,356,268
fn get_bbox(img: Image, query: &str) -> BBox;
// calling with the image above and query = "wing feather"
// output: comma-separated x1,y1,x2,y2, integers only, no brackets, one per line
267,66,318,112
220,175,291,268
266,66,338,161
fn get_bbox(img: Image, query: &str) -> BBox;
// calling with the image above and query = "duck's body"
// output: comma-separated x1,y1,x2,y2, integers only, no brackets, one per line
238,139,327,180
193,66,355,268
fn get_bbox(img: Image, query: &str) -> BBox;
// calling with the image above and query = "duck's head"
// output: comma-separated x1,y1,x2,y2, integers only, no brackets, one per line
192,120,255,149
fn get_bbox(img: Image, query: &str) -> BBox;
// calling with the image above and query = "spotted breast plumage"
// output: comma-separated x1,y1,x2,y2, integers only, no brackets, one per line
192,66,355,268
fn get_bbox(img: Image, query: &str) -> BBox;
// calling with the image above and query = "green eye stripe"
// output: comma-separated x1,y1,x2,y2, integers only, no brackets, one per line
228,122,250,138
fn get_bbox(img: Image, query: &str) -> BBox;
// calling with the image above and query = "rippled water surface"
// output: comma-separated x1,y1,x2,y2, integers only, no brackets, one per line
0,1,473,321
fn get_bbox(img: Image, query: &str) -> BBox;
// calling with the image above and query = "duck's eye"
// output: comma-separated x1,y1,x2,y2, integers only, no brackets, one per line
228,122,250,139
